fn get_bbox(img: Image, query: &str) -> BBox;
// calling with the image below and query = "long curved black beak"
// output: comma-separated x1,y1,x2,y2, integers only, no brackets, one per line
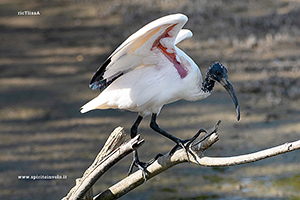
219,77,240,121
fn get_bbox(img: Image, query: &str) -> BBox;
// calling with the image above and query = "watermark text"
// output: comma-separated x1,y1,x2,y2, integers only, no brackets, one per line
18,11,41,16
18,174,67,181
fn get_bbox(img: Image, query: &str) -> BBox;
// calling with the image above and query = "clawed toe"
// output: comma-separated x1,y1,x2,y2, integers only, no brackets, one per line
128,151,163,181
169,129,207,163
128,159,149,180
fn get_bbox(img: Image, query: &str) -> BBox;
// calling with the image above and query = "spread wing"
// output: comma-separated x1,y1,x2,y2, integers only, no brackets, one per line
89,13,193,91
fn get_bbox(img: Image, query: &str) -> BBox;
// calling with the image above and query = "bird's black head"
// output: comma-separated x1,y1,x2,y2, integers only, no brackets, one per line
206,62,228,83
203,62,240,121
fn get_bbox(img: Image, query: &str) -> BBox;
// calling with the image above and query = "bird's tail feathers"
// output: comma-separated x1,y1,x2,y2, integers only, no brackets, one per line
80,97,107,113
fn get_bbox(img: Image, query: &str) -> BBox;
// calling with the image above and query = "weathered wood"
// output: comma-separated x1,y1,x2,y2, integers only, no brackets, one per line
94,121,221,200
64,121,300,200
197,140,300,167
94,121,300,200
62,127,144,200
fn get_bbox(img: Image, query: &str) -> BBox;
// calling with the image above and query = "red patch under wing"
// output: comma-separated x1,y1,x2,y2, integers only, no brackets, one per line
151,24,188,79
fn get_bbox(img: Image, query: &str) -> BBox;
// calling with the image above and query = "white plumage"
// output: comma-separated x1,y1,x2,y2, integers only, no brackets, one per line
80,13,240,176
80,14,211,116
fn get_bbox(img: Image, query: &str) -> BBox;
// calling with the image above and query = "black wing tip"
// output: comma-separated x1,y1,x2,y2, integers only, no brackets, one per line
88,57,125,92
89,71,124,92
89,57,112,87
89,80,107,91
89,82,100,90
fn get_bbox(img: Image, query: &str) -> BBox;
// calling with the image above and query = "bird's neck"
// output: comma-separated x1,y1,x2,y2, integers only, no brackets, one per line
201,77,215,93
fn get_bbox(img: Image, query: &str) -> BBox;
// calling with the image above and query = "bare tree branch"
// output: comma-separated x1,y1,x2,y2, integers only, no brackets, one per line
63,121,300,200
94,121,300,200
94,121,221,200
196,140,300,167
62,127,144,200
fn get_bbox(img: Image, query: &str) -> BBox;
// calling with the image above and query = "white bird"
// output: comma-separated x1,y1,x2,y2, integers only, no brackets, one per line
81,13,240,176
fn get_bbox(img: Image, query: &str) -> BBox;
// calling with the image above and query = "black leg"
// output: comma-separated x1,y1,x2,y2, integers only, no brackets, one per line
150,113,206,162
128,115,162,180
128,115,143,175
150,113,183,143
130,115,143,138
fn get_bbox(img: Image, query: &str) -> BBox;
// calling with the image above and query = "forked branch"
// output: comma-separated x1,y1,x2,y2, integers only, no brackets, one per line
63,121,300,200
62,127,144,200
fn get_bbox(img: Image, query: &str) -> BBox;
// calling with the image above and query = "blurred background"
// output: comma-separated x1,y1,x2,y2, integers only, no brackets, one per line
1,0,300,199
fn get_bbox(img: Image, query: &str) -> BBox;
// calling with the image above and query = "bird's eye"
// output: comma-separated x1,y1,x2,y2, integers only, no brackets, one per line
216,71,221,75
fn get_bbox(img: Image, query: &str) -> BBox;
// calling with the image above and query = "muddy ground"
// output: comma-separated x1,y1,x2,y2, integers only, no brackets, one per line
1,0,300,199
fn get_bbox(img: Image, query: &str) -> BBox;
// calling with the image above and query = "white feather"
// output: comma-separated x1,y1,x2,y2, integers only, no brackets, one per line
81,14,209,116
101,14,188,80
175,29,193,45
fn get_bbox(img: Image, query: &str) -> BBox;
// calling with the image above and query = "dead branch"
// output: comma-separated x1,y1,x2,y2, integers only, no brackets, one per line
94,121,221,200
94,121,300,200
62,127,144,200
196,140,300,167
63,121,300,200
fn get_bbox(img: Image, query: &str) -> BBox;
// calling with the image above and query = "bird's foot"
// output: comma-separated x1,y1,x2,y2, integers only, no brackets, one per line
169,129,206,164
128,151,163,181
